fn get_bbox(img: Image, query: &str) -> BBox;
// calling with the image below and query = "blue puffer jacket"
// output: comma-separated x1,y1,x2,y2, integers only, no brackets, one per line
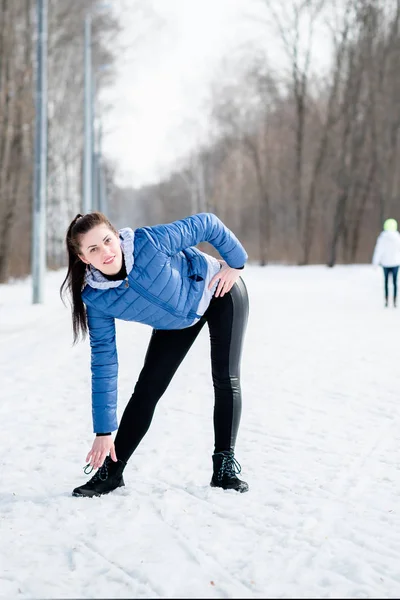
82,213,248,433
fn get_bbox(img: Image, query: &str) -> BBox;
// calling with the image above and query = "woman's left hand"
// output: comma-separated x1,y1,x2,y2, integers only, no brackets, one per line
208,261,242,297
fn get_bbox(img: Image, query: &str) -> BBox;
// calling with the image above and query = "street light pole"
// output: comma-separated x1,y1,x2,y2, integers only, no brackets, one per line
83,11,92,213
97,121,108,214
32,0,48,304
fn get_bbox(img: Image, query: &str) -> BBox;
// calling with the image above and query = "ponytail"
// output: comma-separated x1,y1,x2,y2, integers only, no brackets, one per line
60,211,118,344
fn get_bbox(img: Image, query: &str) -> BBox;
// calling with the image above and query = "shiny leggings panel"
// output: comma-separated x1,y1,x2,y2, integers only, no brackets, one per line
114,277,249,462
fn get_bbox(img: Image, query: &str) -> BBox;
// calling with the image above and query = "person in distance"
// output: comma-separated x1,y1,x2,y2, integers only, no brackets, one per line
372,218,400,307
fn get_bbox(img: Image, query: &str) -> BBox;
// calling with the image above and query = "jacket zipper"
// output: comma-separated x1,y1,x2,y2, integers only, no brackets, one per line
126,277,201,321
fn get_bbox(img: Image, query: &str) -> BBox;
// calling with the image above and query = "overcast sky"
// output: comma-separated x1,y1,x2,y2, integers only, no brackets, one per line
100,0,333,189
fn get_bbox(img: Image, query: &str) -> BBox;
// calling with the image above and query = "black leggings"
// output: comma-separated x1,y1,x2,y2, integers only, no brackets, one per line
383,266,399,300
114,277,249,463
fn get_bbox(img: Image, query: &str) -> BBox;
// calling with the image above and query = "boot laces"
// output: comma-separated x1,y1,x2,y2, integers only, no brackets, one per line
216,452,242,481
83,457,110,482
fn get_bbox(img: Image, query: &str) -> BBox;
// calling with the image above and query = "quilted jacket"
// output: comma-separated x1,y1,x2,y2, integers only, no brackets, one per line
82,213,248,433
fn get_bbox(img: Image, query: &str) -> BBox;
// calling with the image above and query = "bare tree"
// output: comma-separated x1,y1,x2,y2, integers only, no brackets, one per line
0,0,33,282
258,0,326,250
209,52,280,264
302,0,354,264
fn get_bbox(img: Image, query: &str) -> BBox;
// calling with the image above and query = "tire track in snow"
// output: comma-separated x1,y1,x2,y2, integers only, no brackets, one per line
79,540,161,598
268,417,400,586
137,481,262,597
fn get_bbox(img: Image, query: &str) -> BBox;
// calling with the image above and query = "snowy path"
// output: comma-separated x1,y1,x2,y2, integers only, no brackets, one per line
1,265,400,599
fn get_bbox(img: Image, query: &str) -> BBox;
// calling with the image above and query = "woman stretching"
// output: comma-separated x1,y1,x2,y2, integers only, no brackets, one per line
60,211,250,497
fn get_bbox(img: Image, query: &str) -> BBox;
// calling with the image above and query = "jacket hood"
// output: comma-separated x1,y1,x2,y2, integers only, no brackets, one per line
84,227,134,289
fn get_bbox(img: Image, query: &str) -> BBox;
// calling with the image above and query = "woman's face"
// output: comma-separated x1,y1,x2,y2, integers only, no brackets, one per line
78,225,123,275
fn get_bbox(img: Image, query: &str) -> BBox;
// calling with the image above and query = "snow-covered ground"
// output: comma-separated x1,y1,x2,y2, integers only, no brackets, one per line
1,264,400,599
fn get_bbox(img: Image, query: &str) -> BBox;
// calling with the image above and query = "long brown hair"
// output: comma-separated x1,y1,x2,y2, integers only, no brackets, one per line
60,211,118,344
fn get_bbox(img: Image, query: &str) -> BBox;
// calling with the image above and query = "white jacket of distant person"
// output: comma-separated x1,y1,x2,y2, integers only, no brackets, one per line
372,218,400,267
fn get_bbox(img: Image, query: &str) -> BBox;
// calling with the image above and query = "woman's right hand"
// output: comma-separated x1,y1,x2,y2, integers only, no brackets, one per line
86,435,117,469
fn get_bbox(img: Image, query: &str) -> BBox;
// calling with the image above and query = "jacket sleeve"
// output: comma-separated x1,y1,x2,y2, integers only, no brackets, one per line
143,212,248,268
372,236,382,265
86,304,119,434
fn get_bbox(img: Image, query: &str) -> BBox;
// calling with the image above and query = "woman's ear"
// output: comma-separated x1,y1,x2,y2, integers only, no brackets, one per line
78,254,90,265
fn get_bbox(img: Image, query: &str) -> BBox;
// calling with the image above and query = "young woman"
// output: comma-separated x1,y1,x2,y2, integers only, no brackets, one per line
372,218,400,307
60,211,250,497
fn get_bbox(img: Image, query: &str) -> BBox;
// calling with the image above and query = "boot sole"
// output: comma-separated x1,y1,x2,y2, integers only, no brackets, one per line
210,481,249,493
72,480,125,498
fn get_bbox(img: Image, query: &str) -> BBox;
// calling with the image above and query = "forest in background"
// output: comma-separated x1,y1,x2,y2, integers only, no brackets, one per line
1,0,400,282
113,0,400,267
0,0,120,280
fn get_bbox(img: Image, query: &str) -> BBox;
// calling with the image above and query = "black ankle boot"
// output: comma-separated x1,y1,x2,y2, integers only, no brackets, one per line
210,451,249,493
72,455,126,498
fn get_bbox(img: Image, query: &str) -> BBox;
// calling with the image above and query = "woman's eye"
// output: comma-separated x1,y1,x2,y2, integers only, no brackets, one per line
90,247,97,253
105,238,111,244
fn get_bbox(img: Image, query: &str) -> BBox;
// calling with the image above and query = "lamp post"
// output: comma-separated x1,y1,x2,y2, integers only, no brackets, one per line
32,0,48,304
82,11,92,214
97,120,108,214
82,4,111,214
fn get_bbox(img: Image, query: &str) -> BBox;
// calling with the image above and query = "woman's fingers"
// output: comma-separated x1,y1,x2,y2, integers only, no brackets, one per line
222,281,233,296
216,277,234,297
208,273,218,290
216,280,225,297
86,439,116,469
222,281,232,296
87,450,101,469
209,266,230,290
215,278,226,297
209,266,240,295
110,445,117,462
97,453,106,469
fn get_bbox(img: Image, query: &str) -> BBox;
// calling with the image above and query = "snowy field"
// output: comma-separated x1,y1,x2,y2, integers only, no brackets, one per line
1,264,400,599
